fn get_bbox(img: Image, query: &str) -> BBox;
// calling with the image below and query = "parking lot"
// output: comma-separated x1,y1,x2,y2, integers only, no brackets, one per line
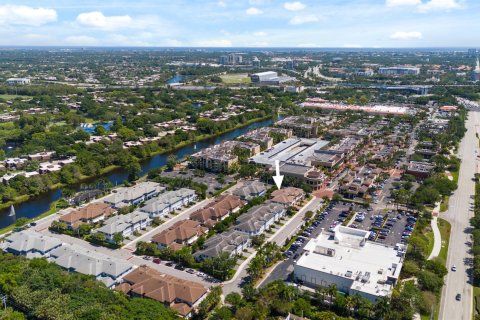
350,208,416,247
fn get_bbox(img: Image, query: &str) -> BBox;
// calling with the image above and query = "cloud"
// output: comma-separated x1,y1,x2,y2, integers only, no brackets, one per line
289,14,319,25
194,39,233,47
284,2,306,11
246,7,263,15
253,31,268,36
75,11,133,30
0,5,57,26
65,35,98,45
385,0,462,12
386,0,421,7
217,1,227,7
390,31,423,40
417,0,461,12
251,41,269,47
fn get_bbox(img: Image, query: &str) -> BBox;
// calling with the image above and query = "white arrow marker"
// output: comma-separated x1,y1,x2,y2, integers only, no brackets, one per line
273,160,284,190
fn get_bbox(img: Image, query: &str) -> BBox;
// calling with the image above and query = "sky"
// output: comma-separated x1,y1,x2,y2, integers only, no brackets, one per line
0,0,478,48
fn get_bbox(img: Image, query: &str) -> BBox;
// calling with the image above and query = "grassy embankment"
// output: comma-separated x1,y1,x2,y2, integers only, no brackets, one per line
0,116,272,233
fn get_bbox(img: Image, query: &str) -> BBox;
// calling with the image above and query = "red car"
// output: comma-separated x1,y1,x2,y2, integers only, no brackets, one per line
153,258,161,264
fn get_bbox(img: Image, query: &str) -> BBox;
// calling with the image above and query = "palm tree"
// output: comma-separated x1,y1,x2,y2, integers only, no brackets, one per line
345,295,355,316
281,285,298,302
326,284,337,309
374,296,390,320
315,286,327,306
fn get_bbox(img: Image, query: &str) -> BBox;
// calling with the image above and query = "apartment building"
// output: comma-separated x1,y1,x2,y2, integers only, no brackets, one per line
275,116,321,138
190,140,260,173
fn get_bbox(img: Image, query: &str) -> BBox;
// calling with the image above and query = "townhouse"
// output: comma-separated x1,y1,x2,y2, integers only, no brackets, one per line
49,243,134,288
234,202,286,236
193,229,251,261
116,266,208,318
2,231,62,257
270,187,305,206
231,180,267,200
103,182,164,208
140,188,197,218
58,202,116,230
95,211,150,242
151,219,208,251
190,194,245,228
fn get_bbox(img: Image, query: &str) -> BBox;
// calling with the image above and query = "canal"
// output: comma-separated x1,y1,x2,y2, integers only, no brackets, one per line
0,117,274,229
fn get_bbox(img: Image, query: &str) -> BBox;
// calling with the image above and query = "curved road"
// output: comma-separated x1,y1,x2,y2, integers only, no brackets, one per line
438,111,477,320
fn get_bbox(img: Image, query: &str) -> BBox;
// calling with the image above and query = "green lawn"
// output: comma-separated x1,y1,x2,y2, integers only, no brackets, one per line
437,218,451,265
0,94,29,100
440,196,449,212
220,73,251,84
473,286,480,319
426,229,434,258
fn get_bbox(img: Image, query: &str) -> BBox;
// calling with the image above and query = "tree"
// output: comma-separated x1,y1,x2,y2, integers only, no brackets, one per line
166,155,177,171
246,255,264,281
374,296,390,320
326,284,337,308
14,217,29,228
418,270,444,293
112,232,124,246
305,211,314,220
234,306,255,320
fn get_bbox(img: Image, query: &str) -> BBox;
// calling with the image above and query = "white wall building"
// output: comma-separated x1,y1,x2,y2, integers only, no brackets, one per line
294,226,404,302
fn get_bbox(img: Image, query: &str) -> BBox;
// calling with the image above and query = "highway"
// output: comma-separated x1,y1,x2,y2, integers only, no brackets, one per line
438,110,477,320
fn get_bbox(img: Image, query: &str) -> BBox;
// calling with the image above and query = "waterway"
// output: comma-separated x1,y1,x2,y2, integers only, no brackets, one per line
0,117,274,229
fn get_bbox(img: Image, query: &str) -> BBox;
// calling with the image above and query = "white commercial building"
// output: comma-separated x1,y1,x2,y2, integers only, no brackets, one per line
294,226,404,302
6,78,31,85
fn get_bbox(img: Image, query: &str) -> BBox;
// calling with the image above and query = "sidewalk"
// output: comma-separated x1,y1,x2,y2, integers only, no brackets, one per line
428,202,441,260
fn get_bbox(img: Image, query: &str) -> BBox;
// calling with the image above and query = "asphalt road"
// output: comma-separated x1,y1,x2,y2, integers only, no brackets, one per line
222,196,324,295
438,111,477,320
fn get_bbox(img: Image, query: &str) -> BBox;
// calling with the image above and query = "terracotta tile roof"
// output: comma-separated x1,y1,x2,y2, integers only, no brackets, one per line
151,220,207,249
190,195,244,227
271,187,305,205
120,266,207,316
59,202,115,225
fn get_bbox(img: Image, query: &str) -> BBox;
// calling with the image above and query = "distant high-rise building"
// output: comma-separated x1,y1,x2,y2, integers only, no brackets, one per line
219,53,243,65
252,56,261,68
468,49,478,57
286,59,294,70
472,58,480,82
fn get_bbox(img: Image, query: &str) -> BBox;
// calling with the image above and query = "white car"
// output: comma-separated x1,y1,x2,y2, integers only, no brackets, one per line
451,265,457,272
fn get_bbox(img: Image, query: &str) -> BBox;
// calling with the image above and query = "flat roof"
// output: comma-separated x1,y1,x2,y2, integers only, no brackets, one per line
295,226,403,298
250,138,329,166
